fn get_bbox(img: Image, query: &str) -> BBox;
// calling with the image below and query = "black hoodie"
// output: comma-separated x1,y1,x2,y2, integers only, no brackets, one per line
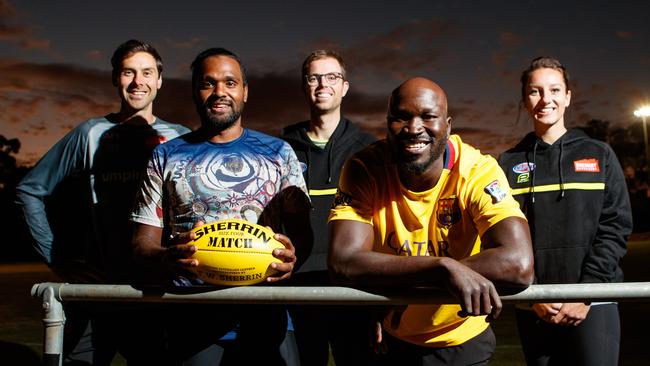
499,129,632,284
281,118,376,276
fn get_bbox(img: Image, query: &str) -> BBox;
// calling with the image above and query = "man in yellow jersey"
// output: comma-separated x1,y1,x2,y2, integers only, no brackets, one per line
328,77,534,365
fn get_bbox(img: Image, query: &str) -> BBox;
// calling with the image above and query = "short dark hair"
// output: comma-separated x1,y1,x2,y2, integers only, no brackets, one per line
520,56,570,99
190,48,248,88
301,49,347,80
111,39,163,84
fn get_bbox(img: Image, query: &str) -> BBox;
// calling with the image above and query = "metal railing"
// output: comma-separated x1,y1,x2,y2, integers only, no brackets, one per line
31,282,650,366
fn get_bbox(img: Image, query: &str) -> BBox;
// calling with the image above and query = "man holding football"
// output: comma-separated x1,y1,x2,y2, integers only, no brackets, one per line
131,47,311,365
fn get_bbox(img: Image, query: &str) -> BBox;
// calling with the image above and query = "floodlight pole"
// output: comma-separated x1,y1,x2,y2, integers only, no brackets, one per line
641,114,650,174
634,107,650,175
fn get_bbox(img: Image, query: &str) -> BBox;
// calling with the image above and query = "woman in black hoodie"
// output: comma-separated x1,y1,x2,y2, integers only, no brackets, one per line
499,57,632,366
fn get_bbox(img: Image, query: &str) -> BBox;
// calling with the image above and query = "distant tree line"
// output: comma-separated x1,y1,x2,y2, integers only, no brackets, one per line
0,135,34,261
579,120,650,232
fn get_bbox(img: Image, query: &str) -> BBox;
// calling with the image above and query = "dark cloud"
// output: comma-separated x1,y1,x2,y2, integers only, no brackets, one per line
499,102,519,118
0,61,316,163
26,122,47,136
154,77,197,128
5,95,44,124
85,50,103,61
342,91,386,116
163,37,202,50
0,61,112,92
245,71,306,133
564,99,594,127
306,18,457,83
492,50,511,68
450,104,486,124
156,68,386,141
0,0,15,16
458,98,476,105
491,31,525,69
616,31,634,40
499,31,524,48
588,83,605,94
0,61,117,163
0,23,27,39
17,37,49,50
0,1,48,50
454,126,524,158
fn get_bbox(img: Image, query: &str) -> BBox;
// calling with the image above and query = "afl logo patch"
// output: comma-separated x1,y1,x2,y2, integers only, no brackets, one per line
484,180,507,203
513,162,535,174
437,196,461,228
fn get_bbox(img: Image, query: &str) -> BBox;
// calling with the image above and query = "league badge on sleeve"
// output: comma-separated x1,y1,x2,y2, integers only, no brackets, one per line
484,180,507,203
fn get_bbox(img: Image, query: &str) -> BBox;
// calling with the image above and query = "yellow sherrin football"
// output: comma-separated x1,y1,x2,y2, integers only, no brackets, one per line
189,219,284,286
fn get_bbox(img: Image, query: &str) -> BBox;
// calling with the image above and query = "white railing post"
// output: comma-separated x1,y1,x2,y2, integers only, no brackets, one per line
39,285,65,366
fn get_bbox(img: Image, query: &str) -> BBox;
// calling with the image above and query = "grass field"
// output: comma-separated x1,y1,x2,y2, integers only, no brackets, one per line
2,239,649,365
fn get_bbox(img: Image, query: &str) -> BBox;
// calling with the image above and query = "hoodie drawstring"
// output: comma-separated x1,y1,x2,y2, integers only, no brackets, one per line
531,136,566,204
327,138,334,184
558,139,565,199
305,148,312,188
531,141,538,204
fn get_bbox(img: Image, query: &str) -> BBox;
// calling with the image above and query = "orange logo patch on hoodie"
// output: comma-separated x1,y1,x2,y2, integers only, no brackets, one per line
574,158,600,172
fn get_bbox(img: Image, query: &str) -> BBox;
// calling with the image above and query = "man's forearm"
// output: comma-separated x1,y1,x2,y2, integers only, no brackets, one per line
462,217,534,287
15,190,54,263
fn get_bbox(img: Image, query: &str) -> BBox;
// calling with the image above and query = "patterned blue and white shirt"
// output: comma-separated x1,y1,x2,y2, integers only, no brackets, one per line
131,128,310,237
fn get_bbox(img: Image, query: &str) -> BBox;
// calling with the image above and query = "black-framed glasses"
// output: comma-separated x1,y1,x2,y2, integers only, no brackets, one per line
304,72,344,86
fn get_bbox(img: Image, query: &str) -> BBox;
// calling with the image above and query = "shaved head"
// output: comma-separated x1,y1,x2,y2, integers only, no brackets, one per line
389,77,449,117
386,77,451,184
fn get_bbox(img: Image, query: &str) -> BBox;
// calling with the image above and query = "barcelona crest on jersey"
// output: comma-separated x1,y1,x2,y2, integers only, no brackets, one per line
437,196,461,228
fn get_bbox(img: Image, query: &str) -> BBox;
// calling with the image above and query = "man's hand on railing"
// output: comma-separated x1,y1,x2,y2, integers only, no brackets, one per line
442,257,503,320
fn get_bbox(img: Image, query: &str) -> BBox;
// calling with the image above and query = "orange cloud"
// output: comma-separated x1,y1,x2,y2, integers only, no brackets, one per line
499,31,523,47
18,37,49,49
0,61,117,164
0,22,27,39
0,1,49,50
0,0,15,16
304,18,457,82
86,50,103,61
163,36,202,49
616,31,634,39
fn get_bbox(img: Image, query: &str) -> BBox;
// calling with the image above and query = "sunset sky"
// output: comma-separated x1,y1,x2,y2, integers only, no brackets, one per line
0,0,648,165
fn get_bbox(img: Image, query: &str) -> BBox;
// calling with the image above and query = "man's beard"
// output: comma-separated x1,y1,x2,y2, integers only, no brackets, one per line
393,134,448,175
197,96,243,133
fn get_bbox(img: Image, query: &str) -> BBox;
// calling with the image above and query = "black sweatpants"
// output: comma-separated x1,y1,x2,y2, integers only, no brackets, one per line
376,326,496,366
515,303,620,366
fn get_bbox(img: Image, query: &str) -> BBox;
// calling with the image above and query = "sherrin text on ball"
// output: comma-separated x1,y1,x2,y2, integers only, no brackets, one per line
188,219,284,286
